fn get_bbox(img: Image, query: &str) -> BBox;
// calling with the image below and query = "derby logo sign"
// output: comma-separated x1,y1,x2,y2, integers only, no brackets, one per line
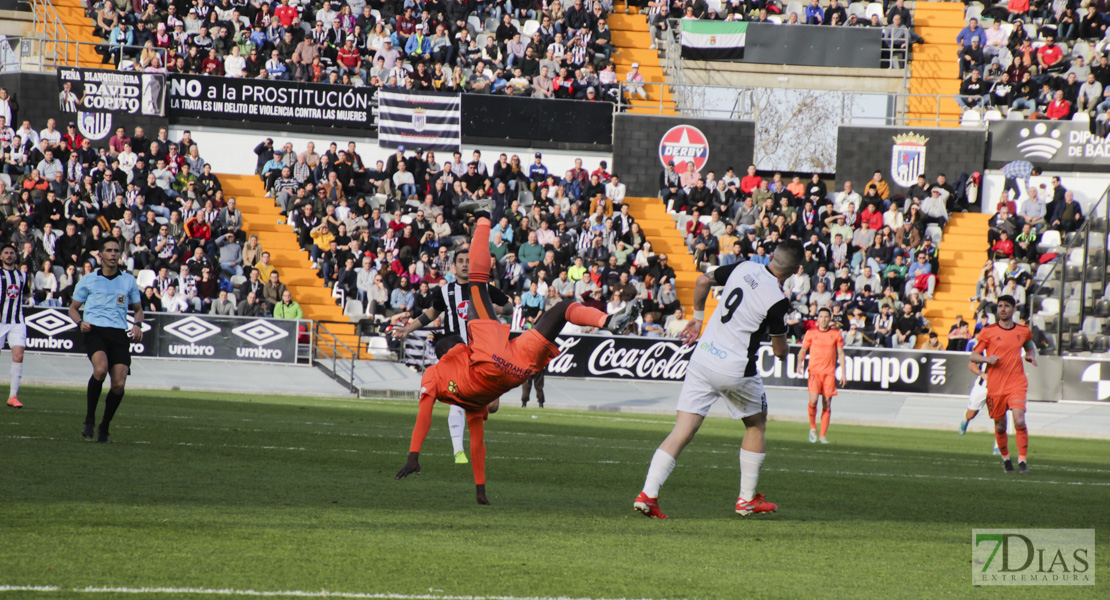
659,125,709,171
891,132,928,188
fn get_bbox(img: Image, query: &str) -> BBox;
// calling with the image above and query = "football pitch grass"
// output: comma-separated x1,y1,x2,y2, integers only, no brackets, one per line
1,387,1107,600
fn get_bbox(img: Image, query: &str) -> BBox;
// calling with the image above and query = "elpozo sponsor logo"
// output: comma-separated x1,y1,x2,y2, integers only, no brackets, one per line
232,319,290,360
164,316,220,356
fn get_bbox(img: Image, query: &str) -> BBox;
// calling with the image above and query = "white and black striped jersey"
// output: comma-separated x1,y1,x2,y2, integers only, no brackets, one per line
430,281,509,342
0,268,27,325
693,261,790,378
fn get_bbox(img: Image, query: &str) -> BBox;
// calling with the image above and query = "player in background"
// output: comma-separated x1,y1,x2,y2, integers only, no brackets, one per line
959,353,1002,456
392,251,512,465
68,239,144,443
795,307,845,444
970,295,1036,474
1,245,28,409
634,240,803,519
396,209,641,504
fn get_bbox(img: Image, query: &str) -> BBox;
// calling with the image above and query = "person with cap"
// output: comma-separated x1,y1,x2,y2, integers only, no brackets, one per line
374,38,401,71
625,62,648,100
528,153,548,192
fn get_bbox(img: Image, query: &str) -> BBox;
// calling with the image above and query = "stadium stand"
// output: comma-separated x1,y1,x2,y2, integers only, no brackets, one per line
944,1,1110,131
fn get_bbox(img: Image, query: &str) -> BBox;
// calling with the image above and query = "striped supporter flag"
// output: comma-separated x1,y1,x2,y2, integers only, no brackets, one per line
377,90,462,153
680,20,747,61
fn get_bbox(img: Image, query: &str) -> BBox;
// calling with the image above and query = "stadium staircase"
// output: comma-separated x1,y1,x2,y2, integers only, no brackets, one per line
609,3,677,116
907,1,964,127
625,197,717,319
44,0,103,68
923,212,992,347
219,174,364,356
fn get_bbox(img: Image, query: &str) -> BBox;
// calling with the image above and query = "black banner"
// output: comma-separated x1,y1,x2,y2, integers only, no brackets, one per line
613,114,755,197
691,23,880,69
56,67,165,117
460,94,613,148
536,334,978,394
1061,358,1110,402
836,125,989,200
21,308,298,364
987,121,1110,172
167,74,377,129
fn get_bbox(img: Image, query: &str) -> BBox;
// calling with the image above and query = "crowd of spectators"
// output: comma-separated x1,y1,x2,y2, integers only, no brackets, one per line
85,0,653,102
0,109,306,319
265,136,690,337
662,160,975,349
953,10,1110,131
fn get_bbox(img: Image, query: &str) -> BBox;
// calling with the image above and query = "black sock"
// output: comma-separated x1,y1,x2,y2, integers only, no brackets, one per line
85,376,104,424
100,390,124,431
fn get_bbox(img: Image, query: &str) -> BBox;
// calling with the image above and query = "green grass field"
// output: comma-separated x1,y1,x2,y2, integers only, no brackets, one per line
0,386,1106,600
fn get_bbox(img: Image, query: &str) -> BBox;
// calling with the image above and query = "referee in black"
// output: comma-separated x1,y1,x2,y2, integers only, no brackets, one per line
392,250,512,461
68,239,144,443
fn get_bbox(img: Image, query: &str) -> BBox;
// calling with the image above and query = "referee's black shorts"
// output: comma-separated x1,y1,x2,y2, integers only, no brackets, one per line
84,325,132,369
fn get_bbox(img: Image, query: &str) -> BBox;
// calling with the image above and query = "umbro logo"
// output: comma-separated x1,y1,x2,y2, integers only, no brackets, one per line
232,319,289,346
26,309,77,337
164,316,220,344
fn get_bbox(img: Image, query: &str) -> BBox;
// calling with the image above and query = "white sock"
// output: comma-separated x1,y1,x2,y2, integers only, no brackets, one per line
642,449,676,498
447,404,466,454
739,449,766,502
9,362,22,398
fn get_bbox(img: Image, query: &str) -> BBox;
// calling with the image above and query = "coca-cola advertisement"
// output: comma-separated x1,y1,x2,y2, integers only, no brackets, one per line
543,335,694,381
533,334,978,395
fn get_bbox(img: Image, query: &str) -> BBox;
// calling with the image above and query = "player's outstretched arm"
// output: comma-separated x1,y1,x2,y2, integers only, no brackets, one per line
392,308,439,339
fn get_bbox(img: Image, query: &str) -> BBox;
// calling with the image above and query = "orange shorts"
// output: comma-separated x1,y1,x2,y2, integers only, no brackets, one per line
986,390,1027,420
807,372,838,398
424,320,560,409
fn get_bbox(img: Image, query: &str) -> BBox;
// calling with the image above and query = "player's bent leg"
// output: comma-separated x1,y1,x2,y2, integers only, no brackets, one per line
994,417,1014,472
735,403,776,516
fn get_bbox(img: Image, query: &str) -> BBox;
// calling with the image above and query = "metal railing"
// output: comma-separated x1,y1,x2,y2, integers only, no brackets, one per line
29,0,69,69
313,321,359,393
1027,183,1110,355
2,35,171,71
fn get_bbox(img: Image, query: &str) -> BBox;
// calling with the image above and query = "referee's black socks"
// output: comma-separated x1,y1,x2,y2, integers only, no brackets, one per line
100,390,124,432
85,376,104,425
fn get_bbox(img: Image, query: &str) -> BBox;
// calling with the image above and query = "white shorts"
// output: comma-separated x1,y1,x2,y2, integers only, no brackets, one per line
676,362,767,420
967,379,988,412
0,324,27,349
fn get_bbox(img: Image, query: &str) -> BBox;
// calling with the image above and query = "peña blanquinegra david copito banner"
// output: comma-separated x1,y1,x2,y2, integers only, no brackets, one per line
20,308,298,364
56,67,165,117
167,74,376,129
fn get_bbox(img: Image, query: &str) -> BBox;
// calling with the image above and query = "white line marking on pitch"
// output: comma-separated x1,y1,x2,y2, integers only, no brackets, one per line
0,586,668,600
3,435,1108,487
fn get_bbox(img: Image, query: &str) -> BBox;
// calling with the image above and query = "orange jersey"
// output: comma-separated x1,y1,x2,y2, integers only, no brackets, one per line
973,323,1033,397
802,327,843,376
424,320,560,408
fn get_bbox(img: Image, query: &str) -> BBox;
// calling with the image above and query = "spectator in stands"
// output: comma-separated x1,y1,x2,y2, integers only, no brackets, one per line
1050,191,1083,232
956,68,987,109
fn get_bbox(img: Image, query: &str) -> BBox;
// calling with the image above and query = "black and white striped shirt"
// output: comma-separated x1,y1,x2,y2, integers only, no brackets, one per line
431,280,509,342
0,268,27,325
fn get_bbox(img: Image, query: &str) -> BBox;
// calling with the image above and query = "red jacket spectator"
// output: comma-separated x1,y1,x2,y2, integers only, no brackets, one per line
1037,42,1063,70
275,3,298,27
862,205,883,231
990,238,1014,258
740,166,762,194
337,45,360,68
1046,97,1071,120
